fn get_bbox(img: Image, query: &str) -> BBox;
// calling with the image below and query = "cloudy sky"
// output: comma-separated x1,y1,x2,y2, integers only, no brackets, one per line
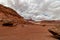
0,0,60,21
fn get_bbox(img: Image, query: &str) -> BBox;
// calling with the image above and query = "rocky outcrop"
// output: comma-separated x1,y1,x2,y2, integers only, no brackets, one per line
0,4,26,26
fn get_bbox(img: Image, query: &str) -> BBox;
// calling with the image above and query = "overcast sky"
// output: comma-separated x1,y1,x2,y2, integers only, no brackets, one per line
0,0,60,21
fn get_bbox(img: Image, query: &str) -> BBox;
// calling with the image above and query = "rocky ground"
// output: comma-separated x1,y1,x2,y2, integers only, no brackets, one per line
0,21,59,40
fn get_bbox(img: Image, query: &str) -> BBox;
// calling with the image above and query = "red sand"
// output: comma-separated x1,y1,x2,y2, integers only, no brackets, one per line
0,22,58,40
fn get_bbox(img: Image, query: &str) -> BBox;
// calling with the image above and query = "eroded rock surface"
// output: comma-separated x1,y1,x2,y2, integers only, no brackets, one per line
48,21,60,39
0,4,26,26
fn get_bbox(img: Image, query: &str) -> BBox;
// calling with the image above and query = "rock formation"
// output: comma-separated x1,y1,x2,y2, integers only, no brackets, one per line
0,4,26,26
48,23,60,39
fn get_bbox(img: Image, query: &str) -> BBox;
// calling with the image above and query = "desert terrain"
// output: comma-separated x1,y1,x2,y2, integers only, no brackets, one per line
0,4,59,40
0,20,59,40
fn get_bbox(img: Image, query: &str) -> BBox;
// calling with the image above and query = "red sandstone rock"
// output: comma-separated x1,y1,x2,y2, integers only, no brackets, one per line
0,4,27,26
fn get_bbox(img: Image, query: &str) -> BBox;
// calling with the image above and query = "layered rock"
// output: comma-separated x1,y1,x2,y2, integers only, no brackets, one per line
0,4,26,26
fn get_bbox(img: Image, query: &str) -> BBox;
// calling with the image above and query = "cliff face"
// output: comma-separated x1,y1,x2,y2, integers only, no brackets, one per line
0,4,26,26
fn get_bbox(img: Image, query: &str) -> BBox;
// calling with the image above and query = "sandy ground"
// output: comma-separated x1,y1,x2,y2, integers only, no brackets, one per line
0,21,58,40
